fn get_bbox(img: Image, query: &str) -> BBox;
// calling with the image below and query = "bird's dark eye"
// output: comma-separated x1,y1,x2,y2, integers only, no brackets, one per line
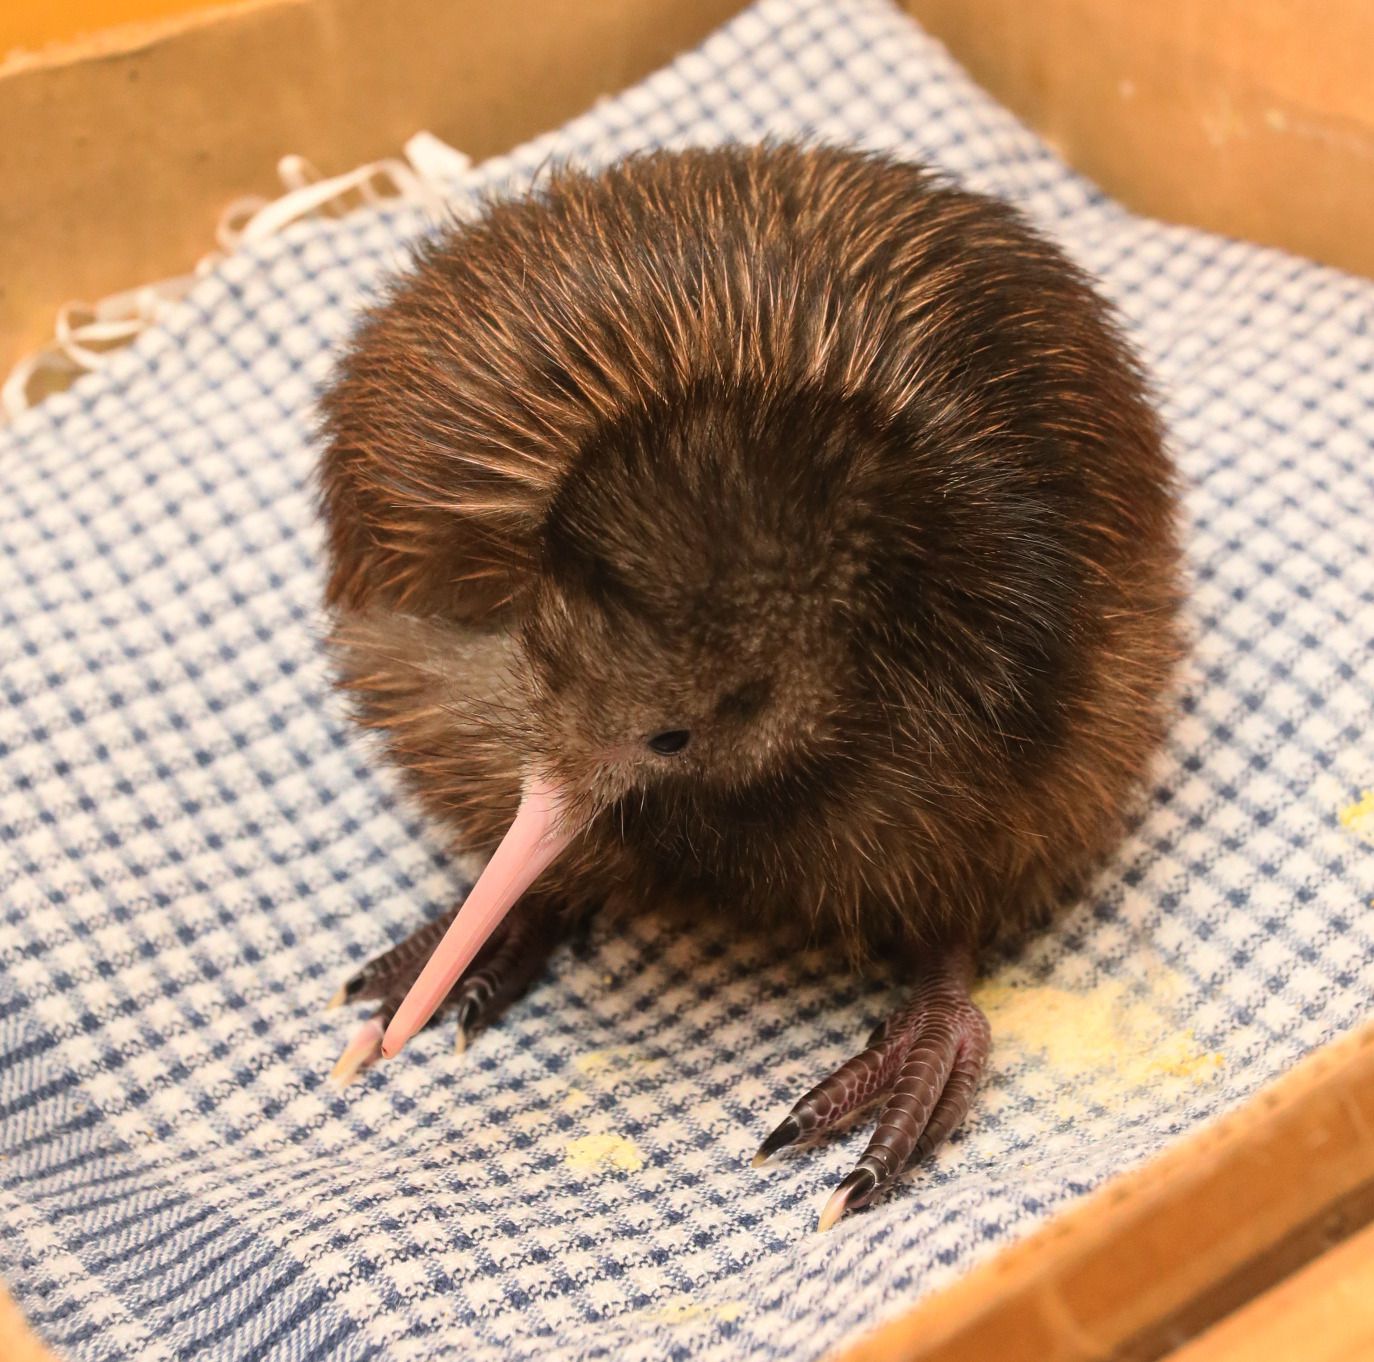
647,729,691,756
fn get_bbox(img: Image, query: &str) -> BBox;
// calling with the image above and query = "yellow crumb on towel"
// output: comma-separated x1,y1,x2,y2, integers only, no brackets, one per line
974,961,1223,1117
1339,790,1374,844
564,1131,644,1173
573,1046,665,1081
643,1297,747,1326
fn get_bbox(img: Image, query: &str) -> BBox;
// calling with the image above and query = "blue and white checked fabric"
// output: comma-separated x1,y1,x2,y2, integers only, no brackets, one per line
3,1,1373,1358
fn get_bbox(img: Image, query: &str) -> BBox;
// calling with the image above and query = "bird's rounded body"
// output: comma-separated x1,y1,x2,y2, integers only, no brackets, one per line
320,144,1180,1218
320,142,1180,963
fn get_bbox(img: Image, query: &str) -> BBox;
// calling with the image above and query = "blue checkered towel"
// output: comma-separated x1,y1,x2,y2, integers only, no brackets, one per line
3,1,1373,1358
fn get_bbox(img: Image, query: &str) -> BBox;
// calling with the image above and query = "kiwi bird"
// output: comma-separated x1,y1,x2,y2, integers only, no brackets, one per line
316,142,1181,1230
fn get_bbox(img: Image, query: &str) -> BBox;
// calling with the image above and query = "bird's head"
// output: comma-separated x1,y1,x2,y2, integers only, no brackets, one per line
517,389,881,819
380,387,927,1052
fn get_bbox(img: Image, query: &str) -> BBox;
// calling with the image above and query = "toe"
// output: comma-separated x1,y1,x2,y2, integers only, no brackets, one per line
326,976,362,1011
452,998,475,1056
329,1017,386,1088
752,1114,803,1167
754,1024,916,1162
817,1166,879,1232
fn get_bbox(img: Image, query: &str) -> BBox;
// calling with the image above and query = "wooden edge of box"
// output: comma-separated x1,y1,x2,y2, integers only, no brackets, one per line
0,0,292,77
833,1019,1374,1362
0,1281,59,1362
1166,1215,1374,1362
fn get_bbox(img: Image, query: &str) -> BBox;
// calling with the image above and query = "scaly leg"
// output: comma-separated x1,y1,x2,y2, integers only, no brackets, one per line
327,896,559,1085
753,943,990,1231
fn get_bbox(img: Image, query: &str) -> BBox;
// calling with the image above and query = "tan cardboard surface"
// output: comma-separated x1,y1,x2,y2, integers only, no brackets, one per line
4,1,1374,373
911,0,1374,286
0,0,746,370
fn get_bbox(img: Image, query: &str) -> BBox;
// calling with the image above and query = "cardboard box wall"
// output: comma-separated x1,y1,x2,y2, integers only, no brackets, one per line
2,0,1373,375
4,5,1374,1359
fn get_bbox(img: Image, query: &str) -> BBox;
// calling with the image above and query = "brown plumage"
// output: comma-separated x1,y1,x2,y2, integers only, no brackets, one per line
317,142,1182,1228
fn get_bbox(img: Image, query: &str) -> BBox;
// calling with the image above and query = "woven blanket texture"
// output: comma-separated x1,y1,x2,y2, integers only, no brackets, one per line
2,1,1373,1358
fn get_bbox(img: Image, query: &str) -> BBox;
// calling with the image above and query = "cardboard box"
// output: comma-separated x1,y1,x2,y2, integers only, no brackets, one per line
3,4,1373,1358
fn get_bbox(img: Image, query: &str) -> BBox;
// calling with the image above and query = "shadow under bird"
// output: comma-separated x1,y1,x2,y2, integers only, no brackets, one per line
316,142,1181,1231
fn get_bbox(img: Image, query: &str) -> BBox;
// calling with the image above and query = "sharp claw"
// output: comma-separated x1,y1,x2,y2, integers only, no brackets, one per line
817,1167,878,1233
329,1018,386,1088
752,1114,802,1167
327,973,366,1011
452,999,475,1056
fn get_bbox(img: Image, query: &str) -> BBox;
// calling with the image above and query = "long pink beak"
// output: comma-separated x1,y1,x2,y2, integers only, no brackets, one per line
380,775,574,1058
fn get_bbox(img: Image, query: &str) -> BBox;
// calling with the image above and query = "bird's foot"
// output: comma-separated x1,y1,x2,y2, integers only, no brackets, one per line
327,896,557,1085
753,944,989,1231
